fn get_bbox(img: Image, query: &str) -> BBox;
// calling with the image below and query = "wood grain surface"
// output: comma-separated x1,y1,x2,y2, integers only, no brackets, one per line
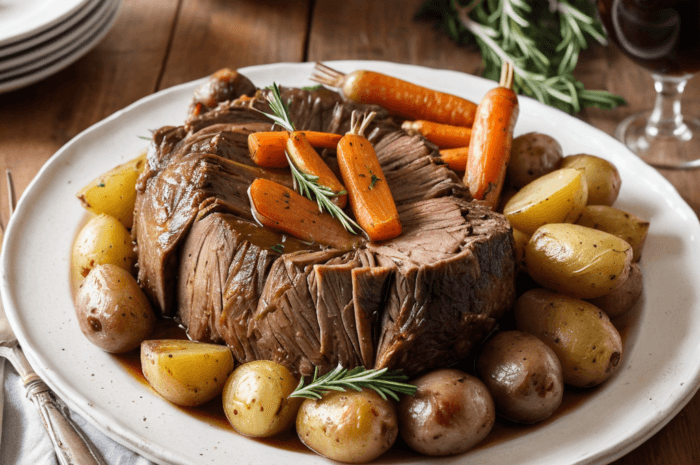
1,0,699,463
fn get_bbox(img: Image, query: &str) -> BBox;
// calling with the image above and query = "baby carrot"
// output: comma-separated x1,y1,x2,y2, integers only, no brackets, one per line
337,111,401,242
311,63,477,127
248,130,342,168
465,62,519,209
402,120,472,149
285,131,348,209
248,178,360,251
438,146,469,172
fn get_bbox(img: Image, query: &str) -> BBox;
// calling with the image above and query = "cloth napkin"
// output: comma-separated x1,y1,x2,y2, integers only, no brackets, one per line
0,360,154,465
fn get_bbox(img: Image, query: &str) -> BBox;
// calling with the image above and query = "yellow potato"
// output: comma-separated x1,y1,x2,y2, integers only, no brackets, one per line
576,205,649,262
222,361,302,438
503,169,588,235
560,154,621,206
526,223,632,299
72,213,136,278
297,388,398,463
515,289,623,388
588,262,643,319
77,154,146,229
141,339,234,407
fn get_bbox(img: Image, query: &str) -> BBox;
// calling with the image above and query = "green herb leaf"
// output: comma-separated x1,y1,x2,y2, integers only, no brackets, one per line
137,135,151,141
416,0,626,114
289,365,417,401
369,174,381,190
97,182,105,187
271,243,285,253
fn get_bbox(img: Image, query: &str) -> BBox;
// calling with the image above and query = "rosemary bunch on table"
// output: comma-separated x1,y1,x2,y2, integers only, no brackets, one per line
416,0,626,114
260,83,363,235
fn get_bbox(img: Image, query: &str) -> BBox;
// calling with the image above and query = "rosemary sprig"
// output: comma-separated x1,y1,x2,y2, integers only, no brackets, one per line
416,0,626,114
289,365,417,401
259,84,364,235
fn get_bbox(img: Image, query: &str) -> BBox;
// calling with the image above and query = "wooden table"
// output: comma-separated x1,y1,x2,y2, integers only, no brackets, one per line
1,1,699,463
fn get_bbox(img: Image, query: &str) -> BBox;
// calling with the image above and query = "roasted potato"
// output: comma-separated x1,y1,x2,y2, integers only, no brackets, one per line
141,339,234,407
297,388,397,463
223,361,302,438
526,223,632,299
507,132,563,189
503,169,588,235
75,264,155,353
398,369,494,456
73,213,136,278
588,262,643,319
77,154,146,229
515,289,623,387
576,205,650,262
560,154,621,206
477,331,563,424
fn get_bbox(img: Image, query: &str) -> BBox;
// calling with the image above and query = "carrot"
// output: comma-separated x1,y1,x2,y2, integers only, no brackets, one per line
465,62,519,209
311,63,477,127
248,178,360,251
402,120,472,149
438,146,469,172
337,111,401,242
285,131,348,209
248,130,342,168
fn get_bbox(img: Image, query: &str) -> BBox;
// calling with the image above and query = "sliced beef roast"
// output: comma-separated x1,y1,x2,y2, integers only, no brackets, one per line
133,73,515,378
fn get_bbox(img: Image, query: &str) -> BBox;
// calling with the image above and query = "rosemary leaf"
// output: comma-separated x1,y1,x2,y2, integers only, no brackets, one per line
289,365,417,401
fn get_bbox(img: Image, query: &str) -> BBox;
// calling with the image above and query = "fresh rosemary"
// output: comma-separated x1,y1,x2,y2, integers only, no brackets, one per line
416,0,626,114
260,83,364,235
289,365,417,401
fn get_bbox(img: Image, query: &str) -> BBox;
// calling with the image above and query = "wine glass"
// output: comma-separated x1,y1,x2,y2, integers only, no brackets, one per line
597,0,700,169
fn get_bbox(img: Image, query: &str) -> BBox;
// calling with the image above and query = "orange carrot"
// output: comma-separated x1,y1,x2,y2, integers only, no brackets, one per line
402,120,472,149
311,63,477,127
438,146,469,172
285,131,347,209
465,62,519,209
337,111,401,242
248,178,360,251
248,130,342,168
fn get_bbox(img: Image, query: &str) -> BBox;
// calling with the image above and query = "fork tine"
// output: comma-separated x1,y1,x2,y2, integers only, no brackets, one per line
6,170,14,218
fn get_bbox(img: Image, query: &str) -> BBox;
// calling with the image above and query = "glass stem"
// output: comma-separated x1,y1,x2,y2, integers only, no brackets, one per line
646,74,693,140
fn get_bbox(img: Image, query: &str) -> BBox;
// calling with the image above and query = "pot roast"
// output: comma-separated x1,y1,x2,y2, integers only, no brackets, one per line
133,69,516,377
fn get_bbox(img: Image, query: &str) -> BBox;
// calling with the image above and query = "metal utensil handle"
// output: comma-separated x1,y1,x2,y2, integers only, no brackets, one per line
25,380,106,465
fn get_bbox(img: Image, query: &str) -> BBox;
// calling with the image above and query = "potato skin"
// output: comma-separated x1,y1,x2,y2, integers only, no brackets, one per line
576,205,649,262
477,331,563,424
223,361,302,438
297,388,397,463
75,264,155,353
526,223,632,299
398,369,494,456
560,154,621,206
142,339,234,407
515,289,623,387
588,262,643,319
73,213,136,278
507,132,563,189
77,154,146,229
503,169,588,235
512,228,531,274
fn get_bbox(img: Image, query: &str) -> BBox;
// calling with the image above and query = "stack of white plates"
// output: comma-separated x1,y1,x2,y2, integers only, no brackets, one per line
0,0,122,94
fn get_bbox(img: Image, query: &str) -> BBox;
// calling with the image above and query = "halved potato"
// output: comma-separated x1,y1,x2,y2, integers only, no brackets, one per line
560,154,621,206
72,213,136,278
77,154,146,229
503,169,588,235
575,205,649,262
141,340,234,407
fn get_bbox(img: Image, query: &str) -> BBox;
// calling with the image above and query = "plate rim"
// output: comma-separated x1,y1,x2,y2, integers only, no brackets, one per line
0,0,93,47
3,60,700,465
